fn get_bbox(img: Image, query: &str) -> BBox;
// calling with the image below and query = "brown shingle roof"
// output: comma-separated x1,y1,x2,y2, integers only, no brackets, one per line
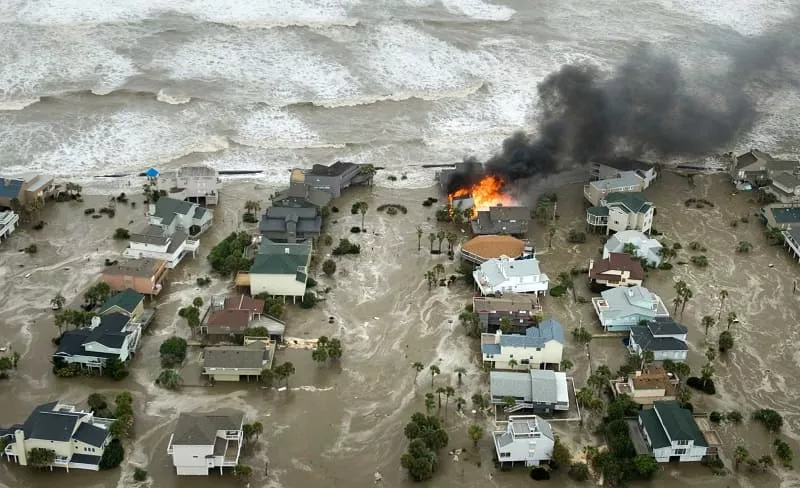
589,252,645,282
224,295,264,314
206,309,251,335
102,258,165,278
632,366,669,390
473,294,539,312
462,235,525,260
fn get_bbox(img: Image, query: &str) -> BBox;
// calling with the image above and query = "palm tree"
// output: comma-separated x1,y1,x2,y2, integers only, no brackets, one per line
548,226,556,249
557,271,576,300
359,164,377,187
455,397,466,412
717,289,728,319
50,293,66,311
468,424,484,450
428,232,436,253
734,445,749,470
244,200,261,216
429,364,440,388
416,225,423,251
499,316,512,333
412,362,424,386
424,271,436,290
435,387,446,409
433,263,445,281
452,207,464,227
454,367,466,386
446,232,458,254
736,241,753,253
726,311,738,330
436,230,446,253
640,350,654,371
576,387,595,409
444,386,455,413
507,359,518,369
424,393,435,413
672,295,682,315
559,359,573,371
680,286,693,316
358,202,368,230
252,421,263,440
701,315,715,340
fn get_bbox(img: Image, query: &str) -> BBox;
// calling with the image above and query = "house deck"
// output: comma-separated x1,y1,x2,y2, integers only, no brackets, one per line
626,419,651,456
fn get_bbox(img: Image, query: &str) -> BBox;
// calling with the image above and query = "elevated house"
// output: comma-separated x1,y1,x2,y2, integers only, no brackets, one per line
612,366,679,405
0,210,19,242
493,416,555,468
201,294,264,344
124,226,198,268
588,252,645,290
489,369,569,414
586,192,654,235
481,320,564,371
271,169,331,209
603,230,663,266
729,149,799,188
167,411,244,475
148,197,213,237
591,158,657,186
53,289,154,371
636,401,712,462
0,174,55,209
460,235,528,265
202,342,273,382
160,166,219,205
584,158,655,207
101,258,168,296
238,239,312,302
473,294,542,333
471,206,531,236
760,204,800,230
592,285,669,332
1,401,114,471
628,318,689,361
258,206,321,244
473,256,549,296
304,161,368,197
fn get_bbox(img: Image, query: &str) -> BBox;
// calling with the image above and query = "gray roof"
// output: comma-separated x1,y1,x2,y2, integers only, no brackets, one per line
593,157,653,173
482,343,501,355
308,161,358,177
166,231,188,254
766,160,799,173
259,207,321,234
590,171,641,191
481,320,564,354
772,171,800,188
203,343,268,369
273,182,331,208
490,370,558,404
129,224,169,245
645,317,688,336
73,422,110,447
55,312,132,357
22,402,82,442
604,192,652,214
598,286,667,321
0,178,24,199
604,230,662,264
102,258,164,278
639,408,671,448
587,206,609,217
172,410,244,446
152,197,195,225
630,325,688,352
251,239,311,276
472,206,529,235
488,206,530,221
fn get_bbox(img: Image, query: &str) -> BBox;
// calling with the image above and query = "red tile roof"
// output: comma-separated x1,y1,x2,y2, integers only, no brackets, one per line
589,252,645,282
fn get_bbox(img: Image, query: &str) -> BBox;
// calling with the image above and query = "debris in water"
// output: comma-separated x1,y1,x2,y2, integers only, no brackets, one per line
374,471,382,482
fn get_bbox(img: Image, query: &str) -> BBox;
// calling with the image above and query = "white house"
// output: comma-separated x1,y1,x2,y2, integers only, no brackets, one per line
587,192,654,235
493,416,555,467
638,401,709,462
241,238,312,302
167,410,244,475
148,197,213,237
0,210,19,242
591,285,670,332
628,318,689,361
603,230,663,266
124,225,199,268
160,166,219,205
481,319,564,370
473,256,549,296
1,401,113,471
490,370,569,414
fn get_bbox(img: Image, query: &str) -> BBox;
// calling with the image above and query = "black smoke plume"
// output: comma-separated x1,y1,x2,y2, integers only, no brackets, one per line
445,12,800,190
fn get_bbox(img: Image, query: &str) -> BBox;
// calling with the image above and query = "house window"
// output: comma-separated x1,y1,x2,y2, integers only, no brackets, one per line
535,347,541,352
500,452,511,458
674,449,686,455
676,440,689,446
521,359,530,365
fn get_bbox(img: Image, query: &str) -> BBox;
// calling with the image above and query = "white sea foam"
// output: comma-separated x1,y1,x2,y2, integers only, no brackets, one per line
3,0,361,27
0,98,40,110
156,89,191,105
656,0,795,36
441,0,515,21
233,106,339,149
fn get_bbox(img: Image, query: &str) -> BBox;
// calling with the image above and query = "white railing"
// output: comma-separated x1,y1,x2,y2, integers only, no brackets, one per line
185,240,199,252
223,431,242,440
166,434,174,455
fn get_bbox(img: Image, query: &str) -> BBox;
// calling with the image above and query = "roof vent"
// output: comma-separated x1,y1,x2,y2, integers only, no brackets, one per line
284,247,290,254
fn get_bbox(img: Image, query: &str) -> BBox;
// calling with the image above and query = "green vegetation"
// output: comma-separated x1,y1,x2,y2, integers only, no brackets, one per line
765,226,784,245
113,228,130,239
273,362,296,388
568,462,591,481
28,447,56,468
718,330,734,352
690,255,709,267
234,464,254,480
299,291,318,309
243,200,261,223
773,438,793,467
322,259,337,276
377,203,409,214
571,327,592,345
332,238,361,256
196,276,212,287
156,369,183,390
208,231,253,276
753,408,783,432
467,424,484,448
400,413,448,481
567,229,587,243
133,467,148,482
84,282,112,308
254,293,285,318
736,241,753,253
99,439,124,470
311,336,343,363
549,285,567,297
159,336,188,368
242,421,264,443
54,309,97,332
178,301,201,328
530,467,551,480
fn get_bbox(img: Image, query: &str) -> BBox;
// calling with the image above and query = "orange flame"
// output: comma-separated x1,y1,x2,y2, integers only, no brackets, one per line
448,175,515,218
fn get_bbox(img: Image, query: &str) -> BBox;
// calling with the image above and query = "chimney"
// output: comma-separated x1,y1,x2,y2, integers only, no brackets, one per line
89,316,102,329
495,329,502,343
284,247,290,255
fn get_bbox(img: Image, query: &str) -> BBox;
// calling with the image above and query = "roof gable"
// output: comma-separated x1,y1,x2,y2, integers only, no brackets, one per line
653,401,708,446
604,192,652,214
98,289,144,316
172,411,244,446
251,240,311,275
23,403,82,442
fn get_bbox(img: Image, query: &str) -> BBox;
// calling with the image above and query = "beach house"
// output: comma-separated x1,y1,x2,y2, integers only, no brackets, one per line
602,230,663,266
473,256,549,296
628,318,689,361
612,367,679,405
492,416,555,468
271,169,331,209
160,166,219,205
472,294,543,333
1,401,114,471
470,206,531,236
480,320,564,371
584,158,656,207
489,369,569,414
588,252,645,290
239,239,312,302
167,411,244,475
202,342,272,382
0,210,19,242
637,401,709,462
586,192,654,235
460,235,528,264
303,161,368,197
259,206,321,243
0,174,55,209
591,285,669,332
101,258,168,296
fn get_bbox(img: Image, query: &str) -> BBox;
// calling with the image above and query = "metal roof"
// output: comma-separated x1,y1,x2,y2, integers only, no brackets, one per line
171,411,244,446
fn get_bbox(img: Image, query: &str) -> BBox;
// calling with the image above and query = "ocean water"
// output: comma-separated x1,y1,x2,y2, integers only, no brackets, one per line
0,0,798,188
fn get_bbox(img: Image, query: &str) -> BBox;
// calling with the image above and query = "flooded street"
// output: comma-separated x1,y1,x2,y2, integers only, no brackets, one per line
0,172,798,488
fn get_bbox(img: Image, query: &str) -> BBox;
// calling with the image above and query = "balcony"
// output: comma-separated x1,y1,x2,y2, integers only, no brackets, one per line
184,240,199,252
223,430,242,440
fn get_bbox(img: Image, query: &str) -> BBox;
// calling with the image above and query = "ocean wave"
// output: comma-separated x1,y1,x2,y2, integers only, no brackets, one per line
0,98,41,111
156,89,191,105
307,79,486,108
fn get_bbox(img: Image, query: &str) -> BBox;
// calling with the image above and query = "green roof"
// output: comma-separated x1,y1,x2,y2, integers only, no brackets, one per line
251,240,311,277
587,206,609,217
644,401,708,447
153,197,195,225
605,192,652,214
98,289,144,315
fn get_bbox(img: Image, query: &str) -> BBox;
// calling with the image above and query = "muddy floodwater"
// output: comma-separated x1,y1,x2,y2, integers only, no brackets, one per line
0,172,798,488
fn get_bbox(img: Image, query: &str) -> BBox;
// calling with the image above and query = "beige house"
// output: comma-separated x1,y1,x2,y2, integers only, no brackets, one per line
481,319,564,371
2,401,113,471
0,174,55,208
612,367,678,405
202,342,272,382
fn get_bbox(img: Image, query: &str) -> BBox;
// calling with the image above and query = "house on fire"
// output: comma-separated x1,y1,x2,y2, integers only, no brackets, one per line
471,206,531,236
0,401,114,471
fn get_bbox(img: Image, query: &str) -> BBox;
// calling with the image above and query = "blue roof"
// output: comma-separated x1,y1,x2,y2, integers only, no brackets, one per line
481,343,501,355
497,320,564,348
0,178,24,199
145,168,159,177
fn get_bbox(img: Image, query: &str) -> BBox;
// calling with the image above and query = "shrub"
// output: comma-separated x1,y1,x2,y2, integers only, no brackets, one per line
387,175,397,181
376,203,408,215
99,439,124,470
349,226,361,233
686,376,716,394
208,232,253,275
530,467,551,481
322,234,333,246
242,213,258,223
159,337,188,368
549,285,566,297
567,229,587,243
688,241,706,251
24,244,37,254
658,262,673,270
727,410,743,423
84,208,96,215
753,408,783,432
332,238,361,256
113,228,130,239
322,259,337,276
774,438,793,466
422,197,438,207
299,292,318,309
104,259,118,266
350,203,361,214
568,462,590,481
306,276,317,288
133,467,148,482
331,206,339,213
33,220,45,230
386,206,398,215
196,277,212,287
690,255,709,267
709,411,723,423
